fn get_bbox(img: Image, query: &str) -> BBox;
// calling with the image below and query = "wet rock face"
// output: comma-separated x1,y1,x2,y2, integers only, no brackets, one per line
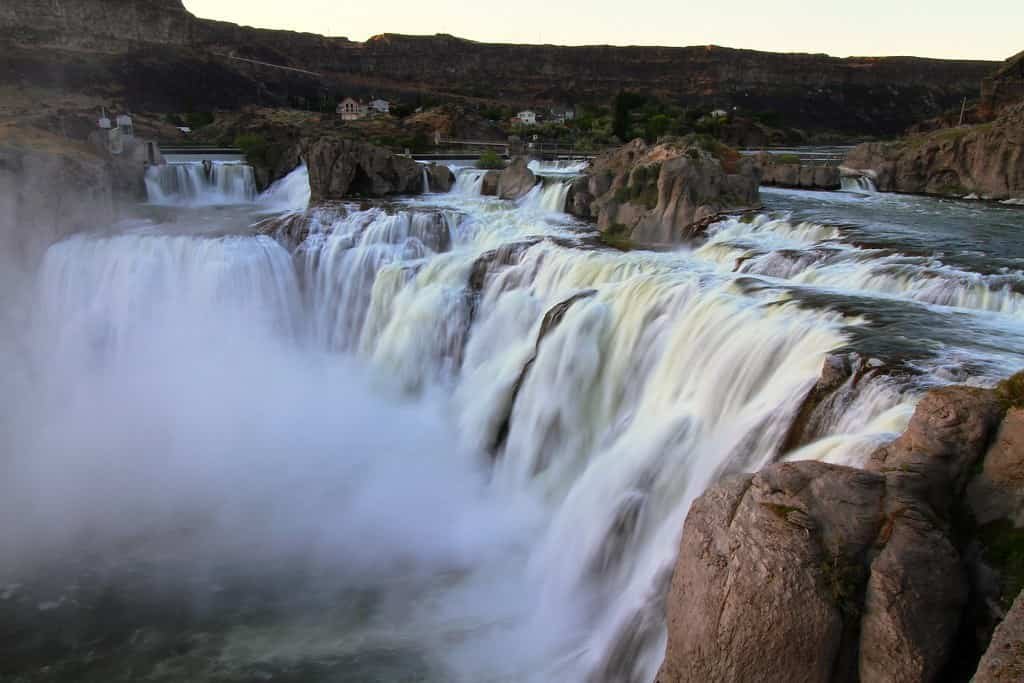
657,379,1017,683
496,157,537,200
568,139,761,244
302,137,424,200
843,102,1024,200
426,164,455,193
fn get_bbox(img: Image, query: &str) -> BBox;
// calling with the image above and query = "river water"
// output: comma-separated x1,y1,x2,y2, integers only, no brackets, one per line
1,163,1022,682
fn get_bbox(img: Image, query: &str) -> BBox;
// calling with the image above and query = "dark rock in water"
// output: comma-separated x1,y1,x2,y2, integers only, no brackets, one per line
303,137,423,200
426,163,455,193
657,378,1016,683
481,170,501,197
567,137,761,244
497,157,538,200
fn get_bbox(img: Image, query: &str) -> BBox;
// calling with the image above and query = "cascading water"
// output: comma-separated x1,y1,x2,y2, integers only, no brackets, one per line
840,173,878,193
5,162,1024,683
528,159,591,175
258,163,311,212
145,161,257,206
517,178,574,213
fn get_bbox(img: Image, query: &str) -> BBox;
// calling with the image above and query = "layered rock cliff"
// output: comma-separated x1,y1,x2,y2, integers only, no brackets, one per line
844,102,1024,200
0,0,996,138
656,372,1024,682
568,138,761,244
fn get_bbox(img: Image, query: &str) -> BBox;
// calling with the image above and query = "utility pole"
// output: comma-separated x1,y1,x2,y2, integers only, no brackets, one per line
958,97,967,127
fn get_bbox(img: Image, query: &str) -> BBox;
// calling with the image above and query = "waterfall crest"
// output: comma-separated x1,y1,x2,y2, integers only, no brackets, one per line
145,161,257,206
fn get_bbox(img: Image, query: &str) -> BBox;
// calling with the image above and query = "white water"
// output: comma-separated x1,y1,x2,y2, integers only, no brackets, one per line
840,174,878,193
528,159,590,175
517,179,573,213
7,166,1024,681
452,168,487,196
258,163,311,212
145,161,257,206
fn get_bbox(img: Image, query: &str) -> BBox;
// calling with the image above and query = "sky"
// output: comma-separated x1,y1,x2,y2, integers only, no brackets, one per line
181,1,1021,61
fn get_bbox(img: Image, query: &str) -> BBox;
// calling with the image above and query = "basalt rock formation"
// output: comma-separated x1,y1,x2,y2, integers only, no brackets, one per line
496,157,538,201
302,137,424,200
843,49,1024,200
0,0,997,139
568,138,760,244
657,372,1024,683
843,102,1024,200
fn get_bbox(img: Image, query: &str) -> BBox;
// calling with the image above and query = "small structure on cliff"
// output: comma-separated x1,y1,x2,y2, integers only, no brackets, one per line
516,110,537,126
336,97,368,121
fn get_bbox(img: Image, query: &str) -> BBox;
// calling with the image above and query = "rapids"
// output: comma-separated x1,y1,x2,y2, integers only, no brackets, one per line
2,164,1023,682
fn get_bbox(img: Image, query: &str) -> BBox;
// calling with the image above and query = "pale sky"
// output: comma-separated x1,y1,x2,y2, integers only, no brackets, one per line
182,1,1020,61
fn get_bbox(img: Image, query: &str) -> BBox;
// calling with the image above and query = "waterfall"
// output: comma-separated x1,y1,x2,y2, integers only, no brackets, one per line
840,173,877,193
16,171,1024,682
528,159,590,175
145,161,257,206
258,163,311,212
517,178,572,213
452,169,487,196
422,166,431,194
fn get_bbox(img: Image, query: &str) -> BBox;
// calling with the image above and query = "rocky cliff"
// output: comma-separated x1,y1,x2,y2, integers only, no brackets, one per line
843,102,1024,200
656,372,1024,682
568,138,761,244
0,0,996,138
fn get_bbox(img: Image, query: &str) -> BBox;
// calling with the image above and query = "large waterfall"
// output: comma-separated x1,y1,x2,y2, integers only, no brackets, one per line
145,160,258,206
4,166,1023,682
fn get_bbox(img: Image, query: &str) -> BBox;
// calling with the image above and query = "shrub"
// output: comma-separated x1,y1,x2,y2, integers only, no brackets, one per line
476,150,504,170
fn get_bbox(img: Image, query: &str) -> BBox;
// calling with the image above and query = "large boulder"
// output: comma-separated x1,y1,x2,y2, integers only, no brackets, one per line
842,102,1024,200
974,591,1024,683
568,137,761,244
657,377,1016,683
758,153,841,190
496,157,537,200
302,136,424,200
426,163,455,193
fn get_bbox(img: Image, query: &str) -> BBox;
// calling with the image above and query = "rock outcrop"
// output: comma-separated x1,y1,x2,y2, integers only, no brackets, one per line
496,157,537,200
302,137,424,200
843,102,1024,200
568,138,760,244
758,153,841,190
657,373,1024,683
426,163,455,193
975,591,1024,683
981,50,1024,119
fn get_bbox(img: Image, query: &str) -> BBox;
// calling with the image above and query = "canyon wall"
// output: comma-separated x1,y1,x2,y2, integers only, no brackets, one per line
0,0,997,137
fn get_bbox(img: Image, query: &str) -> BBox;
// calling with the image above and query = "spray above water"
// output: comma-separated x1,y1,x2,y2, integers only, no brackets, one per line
3,155,1023,682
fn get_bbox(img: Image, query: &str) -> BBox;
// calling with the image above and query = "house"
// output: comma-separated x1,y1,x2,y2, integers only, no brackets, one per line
368,98,390,114
516,110,537,126
550,107,575,124
115,114,134,137
336,97,368,121
710,109,729,120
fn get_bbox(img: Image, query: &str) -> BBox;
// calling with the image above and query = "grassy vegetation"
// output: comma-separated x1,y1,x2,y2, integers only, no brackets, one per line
978,520,1024,609
773,153,802,165
613,163,661,209
598,223,637,251
995,371,1024,410
476,150,504,170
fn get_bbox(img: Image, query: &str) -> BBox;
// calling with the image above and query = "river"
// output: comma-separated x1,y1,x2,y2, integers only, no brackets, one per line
1,159,1022,682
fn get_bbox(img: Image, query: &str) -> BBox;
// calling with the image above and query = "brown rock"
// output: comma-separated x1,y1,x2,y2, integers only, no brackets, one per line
426,163,455,193
974,590,1024,683
302,136,423,200
968,408,1024,527
843,102,1024,200
497,157,537,200
481,170,501,196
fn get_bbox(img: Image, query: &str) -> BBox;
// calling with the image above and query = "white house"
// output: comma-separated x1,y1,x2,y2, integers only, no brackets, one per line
368,98,391,114
115,114,134,137
710,109,729,120
516,110,537,126
337,97,368,121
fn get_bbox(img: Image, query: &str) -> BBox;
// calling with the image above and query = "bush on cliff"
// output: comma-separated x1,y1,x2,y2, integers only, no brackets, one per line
476,150,504,170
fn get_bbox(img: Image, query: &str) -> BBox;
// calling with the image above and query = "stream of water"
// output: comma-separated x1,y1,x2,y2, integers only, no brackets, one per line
1,163,1022,682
